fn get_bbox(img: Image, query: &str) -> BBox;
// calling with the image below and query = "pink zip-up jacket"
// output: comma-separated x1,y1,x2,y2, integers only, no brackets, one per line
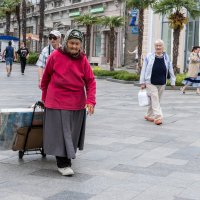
41,49,96,110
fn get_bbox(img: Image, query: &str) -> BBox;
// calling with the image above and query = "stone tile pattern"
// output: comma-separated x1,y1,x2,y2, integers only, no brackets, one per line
0,64,200,200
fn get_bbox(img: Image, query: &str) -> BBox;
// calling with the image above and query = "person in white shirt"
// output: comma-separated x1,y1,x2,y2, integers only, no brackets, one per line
36,30,61,89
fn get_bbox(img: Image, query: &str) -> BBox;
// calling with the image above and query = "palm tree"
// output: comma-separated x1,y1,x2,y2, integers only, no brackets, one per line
0,8,5,19
74,14,98,58
125,0,156,72
15,3,20,48
21,0,26,45
0,0,19,35
153,0,200,73
100,16,124,71
38,0,45,52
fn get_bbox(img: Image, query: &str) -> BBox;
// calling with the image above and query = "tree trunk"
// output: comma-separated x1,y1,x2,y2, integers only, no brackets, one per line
173,28,181,74
86,25,91,58
22,0,26,45
109,27,115,71
38,0,45,52
16,4,21,48
138,9,144,73
5,12,10,35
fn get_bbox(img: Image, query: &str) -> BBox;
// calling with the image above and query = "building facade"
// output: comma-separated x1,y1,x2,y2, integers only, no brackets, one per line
0,0,128,68
0,1,199,71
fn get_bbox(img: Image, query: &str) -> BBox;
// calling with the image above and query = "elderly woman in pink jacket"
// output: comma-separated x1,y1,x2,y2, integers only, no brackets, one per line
41,29,96,176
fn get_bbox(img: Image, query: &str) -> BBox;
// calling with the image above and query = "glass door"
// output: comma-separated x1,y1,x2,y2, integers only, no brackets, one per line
185,19,200,70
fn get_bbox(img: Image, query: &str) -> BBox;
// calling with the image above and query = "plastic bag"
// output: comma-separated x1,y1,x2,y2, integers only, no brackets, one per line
138,89,150,106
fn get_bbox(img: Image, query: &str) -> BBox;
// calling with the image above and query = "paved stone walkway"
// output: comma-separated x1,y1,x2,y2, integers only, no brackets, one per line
0,63,200,200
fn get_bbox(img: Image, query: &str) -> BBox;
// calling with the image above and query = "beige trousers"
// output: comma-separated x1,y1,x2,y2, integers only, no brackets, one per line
146,84,165,120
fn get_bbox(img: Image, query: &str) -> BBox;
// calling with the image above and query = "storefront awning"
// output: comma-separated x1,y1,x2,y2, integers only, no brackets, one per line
26,33,39,41
0,35,19,41
69,12,80,17
20,33,39,41
90,7,104,14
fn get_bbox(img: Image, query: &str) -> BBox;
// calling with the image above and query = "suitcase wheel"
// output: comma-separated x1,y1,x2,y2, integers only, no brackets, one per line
41,149,46,158
18,151,24,159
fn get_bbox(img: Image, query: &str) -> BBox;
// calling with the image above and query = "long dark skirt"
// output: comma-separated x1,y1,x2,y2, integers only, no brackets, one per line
182,72,200,88
43,108,86,159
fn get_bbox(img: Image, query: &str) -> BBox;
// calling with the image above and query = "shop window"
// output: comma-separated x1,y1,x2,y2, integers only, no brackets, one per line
13,28,18,37
161,17,172,57
93,26,101,57
185,19,200,68
54,1,61,7
26,26,33,34
72,0,81,3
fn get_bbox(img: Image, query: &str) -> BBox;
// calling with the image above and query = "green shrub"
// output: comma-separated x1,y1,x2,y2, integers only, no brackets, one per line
93,69,128,77
167,73,187,86
93,66,102,71
93,67,188,84
175,73,187,86
27,52,39,64
113,73,140,81
93,67,139,81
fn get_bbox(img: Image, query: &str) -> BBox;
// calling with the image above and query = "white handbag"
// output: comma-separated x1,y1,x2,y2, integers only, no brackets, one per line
138,89,150,106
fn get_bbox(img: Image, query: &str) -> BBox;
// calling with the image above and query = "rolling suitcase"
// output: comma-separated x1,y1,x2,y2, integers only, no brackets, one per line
12,101,46,159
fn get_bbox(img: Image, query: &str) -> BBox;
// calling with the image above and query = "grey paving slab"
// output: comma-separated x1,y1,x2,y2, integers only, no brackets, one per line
46,191,93,200
30,169,94,182
0,63,200,199
1,194,43,200
112,163,175,177
131,185,185,200
88,185,140,200
173,198,196,200
177,181,200,200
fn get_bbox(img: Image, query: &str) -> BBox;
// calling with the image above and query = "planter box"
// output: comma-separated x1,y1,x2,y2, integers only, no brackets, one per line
106,78,135,84
133,81,196,90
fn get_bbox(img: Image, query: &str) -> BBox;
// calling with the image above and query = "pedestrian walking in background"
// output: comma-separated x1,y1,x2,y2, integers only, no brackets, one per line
17,42,29,75
181,46,200,94
36,30,61,89
41,29,96,176
128,46,138,62
140,39,176,125
3,41,16,77
128,46,139,71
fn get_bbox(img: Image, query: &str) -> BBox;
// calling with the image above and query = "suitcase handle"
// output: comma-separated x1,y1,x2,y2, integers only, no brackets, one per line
23,101,44,150
30,101,44,127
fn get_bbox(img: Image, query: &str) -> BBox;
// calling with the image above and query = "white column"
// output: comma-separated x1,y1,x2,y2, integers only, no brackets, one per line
147,9,153,53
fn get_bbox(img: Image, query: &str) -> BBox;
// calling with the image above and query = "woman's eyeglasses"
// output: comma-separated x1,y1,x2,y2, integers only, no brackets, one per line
48,35,57,40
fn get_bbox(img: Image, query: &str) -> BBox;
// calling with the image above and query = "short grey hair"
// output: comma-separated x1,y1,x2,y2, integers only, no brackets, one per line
154,39,164,46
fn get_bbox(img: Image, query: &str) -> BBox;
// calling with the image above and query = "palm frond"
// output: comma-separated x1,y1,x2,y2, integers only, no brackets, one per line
126,0,156,9
100,16,124,28
153,0,200,19
74,13,98,25
0,0,20,13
